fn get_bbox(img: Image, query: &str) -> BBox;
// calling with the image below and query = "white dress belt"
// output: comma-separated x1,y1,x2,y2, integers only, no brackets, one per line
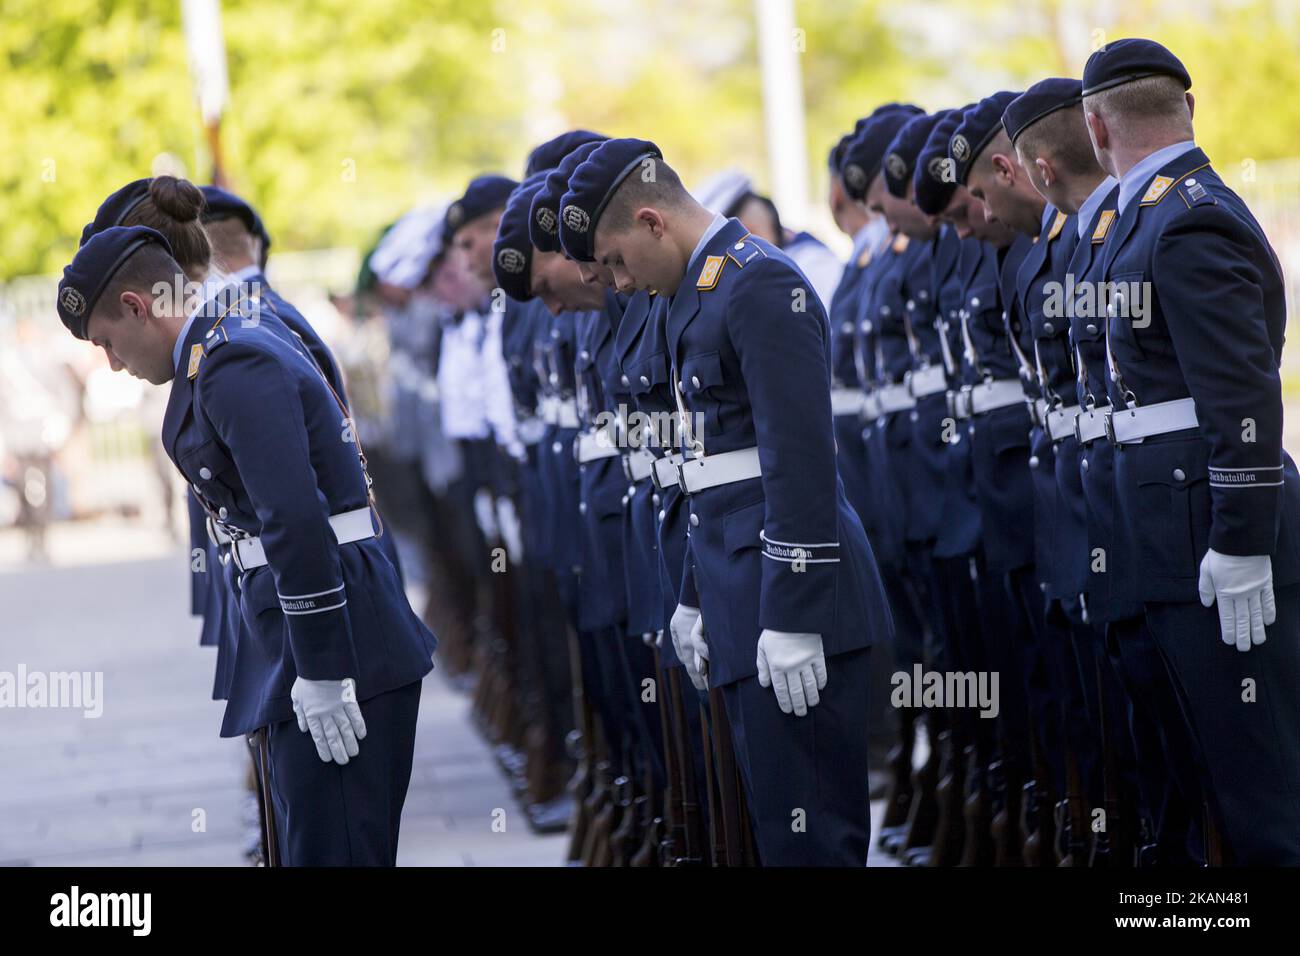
554,399,579,429
968,378,1027,416
1109,397,1198,445
877,383,916,414
1074,405,1112,444
575,427,621,463
624,447,657,482
677,447,762,495
232,507,375,572
907,364,948,399
652,452,685,490
830,387,865,417
1045,404,1081,442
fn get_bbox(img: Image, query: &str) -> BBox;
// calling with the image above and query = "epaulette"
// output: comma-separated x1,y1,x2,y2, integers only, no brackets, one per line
1175,169,1217,208
201,323,231,357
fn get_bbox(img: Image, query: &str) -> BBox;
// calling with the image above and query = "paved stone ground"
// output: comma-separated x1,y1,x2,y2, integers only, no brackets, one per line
0,536,894,866
0,549,565,866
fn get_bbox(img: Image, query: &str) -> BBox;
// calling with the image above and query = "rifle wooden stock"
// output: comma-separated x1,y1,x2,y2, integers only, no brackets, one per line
565,628,594,863
958,746,993,867
928,727,967,867
900,715,942,860
879,709,917,847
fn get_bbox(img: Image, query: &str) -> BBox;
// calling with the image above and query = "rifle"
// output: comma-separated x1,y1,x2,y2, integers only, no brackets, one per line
899,712,942,862
878,708,917,850
565,626,595,863
959,745,993,866
928,724,967,867
246,728,280,867
706,686,752,866
666,667,705,865
1019,725,1056,866
649,647,683,864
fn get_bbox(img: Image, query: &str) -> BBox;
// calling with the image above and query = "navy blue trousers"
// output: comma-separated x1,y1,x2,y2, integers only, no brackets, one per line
721,647,873,866
266,679,422,866
1145,586,1300,865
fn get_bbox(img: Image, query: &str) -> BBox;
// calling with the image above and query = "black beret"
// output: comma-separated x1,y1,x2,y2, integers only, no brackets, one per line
1002,78,1083,145
444,174,518,244
524,129,608,177
58,226,173,340
79,178,152,248
949,90,1021,186
839,106,924,201
884,112,946,198
913,108,965,215
828,131,855,173
199,183,273,252
529,140,605,253
492,173,549,302
1082,38,1191,98
558,137,663,262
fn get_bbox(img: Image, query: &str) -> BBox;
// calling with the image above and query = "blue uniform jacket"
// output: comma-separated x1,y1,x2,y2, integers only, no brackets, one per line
1097,147,1300,602
163,291,435,737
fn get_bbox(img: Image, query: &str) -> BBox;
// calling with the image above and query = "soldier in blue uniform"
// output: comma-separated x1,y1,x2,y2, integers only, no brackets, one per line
57,227,436,865
559,137,892,865
1081,38,1300,864
1006,77,1205,865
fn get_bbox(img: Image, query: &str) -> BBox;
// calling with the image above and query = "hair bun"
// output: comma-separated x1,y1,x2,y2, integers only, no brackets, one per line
149,176,205,223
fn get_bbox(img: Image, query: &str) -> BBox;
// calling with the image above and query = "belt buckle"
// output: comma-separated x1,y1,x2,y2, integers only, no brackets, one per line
1072,409,1086,444
621,453,635,483
674,458,693,497
1103,409,1120,446
958,384,973,418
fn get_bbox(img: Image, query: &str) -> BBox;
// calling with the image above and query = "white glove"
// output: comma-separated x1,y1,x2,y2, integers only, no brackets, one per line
291,677,367,765
689,613,710,689
757,630,827,716
496,496,523,562
641,631,656,647
473,488,499,542
670,604,707,692
1198,549,1276,652
654,629,664,650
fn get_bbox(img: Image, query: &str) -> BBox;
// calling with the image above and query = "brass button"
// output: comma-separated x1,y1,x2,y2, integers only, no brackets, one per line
1043,322,1054,334
1173,468,1186,482
579,502,588,515
199,467,213,480
1029,455,1039,468
652,493,661,506
658,509,666,521
218,507,228,519
621,374,629,386
1081,458,1090,472
689,513,699,527
691,375,701,389
640,375,650,386
1086,323,1098,335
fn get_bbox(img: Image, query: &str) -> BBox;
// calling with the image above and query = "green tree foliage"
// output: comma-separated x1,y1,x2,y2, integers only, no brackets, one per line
3,0,1297,279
